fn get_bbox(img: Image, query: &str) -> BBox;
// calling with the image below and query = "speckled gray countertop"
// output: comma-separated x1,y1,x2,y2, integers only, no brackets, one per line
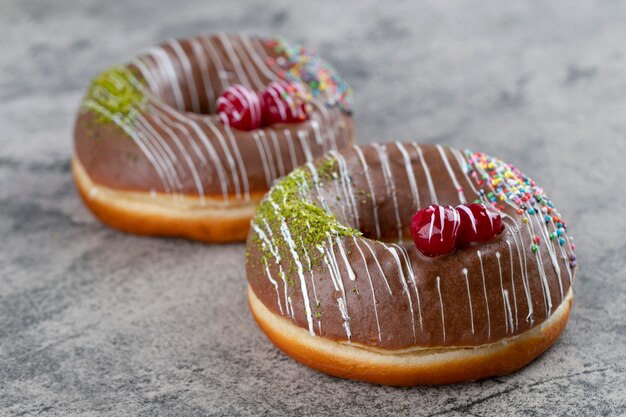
1,1,625,416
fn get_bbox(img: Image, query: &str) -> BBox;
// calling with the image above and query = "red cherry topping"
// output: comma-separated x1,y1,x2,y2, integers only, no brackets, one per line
216,84,263,131
410,205,461,257
261,81,310,125
456,203,504,246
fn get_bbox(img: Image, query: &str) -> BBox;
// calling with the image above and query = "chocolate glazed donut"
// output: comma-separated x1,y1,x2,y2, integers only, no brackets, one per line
72,34,354,242
246,142,577,385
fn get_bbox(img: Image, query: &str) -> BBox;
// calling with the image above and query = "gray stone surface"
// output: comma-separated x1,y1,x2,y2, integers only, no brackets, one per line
1,0,625,415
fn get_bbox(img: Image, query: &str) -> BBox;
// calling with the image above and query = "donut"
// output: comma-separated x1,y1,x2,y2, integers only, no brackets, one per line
246,142,577,385
73,34,354,242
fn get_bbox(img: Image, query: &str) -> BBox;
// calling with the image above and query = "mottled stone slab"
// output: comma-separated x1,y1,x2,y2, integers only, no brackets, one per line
0,0,624,415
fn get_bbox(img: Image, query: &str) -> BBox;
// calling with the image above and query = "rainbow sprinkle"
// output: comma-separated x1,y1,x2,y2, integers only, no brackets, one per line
262,37,353,113
464,150,576,268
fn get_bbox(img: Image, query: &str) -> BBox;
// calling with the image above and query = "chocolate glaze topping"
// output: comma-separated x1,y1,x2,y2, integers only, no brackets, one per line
74,34,353,199
246,143,577,349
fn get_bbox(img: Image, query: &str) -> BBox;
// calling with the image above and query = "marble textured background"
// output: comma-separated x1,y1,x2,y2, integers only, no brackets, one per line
1,0,625,415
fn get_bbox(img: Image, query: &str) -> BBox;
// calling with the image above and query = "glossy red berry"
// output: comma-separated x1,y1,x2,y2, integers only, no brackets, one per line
261,81,309,125
410,205,461,257
456,203,504,246
216,84,263,131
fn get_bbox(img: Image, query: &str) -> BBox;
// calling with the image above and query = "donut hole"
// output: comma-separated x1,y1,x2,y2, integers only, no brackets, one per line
313,144,466,245
319,191,415,244
134,35,273,116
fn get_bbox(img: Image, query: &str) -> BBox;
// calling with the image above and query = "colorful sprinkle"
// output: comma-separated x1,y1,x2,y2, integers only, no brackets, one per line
263,37,353,113
464,149,576,260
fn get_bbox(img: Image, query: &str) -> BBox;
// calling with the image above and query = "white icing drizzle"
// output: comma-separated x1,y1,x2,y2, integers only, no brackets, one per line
277,214,315,336
131,58,160,96
360,240,393,295
464,147,572,320
297,130,314,162
135,127,178,195
305,161,331,213
477,250,491,340
198,35,228,89
504,219,534,324
229,35,266,90
383,245,417,342
505,240,519,331
285,130,299,170
329,150,360,228
269,130,286,177
462,268,475,335
222,124,251,200
550,217,574,286
137,117,185,190
84,102,170,192
253,224,283,313
300,225,318,304
200,118,242,199
458,149,538,326
257,131,278,181
259,218,291,316
413,143,438,205
392,243,423,332
395,141,420,212
310,119,324,147
279,265,290,316
352,237,382,341
323,238,351,339
533,212,564,301
337,297,351,340
157,104,230,199
287,296,295,319
523,215,553,315
336,238,356,281
216,33,253,88
145,112,206,202
150,105,208,166
253,132,273,188
436,276,446,342
168,39,201,114
240,35,278,82
145,46,186,111
495,252,509,334
189,38,216,113
436,144,467,204
504,289,514,334
310,101,338,151
134,117,180,196
353,145,381,239
373,143,403,242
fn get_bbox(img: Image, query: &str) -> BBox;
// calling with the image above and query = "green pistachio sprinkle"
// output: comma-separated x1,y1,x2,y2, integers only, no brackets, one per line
253,157,361,276
81,66,147,127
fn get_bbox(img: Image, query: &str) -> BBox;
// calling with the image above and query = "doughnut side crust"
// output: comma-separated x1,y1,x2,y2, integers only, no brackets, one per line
248,285,573,386
72,156,262,242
